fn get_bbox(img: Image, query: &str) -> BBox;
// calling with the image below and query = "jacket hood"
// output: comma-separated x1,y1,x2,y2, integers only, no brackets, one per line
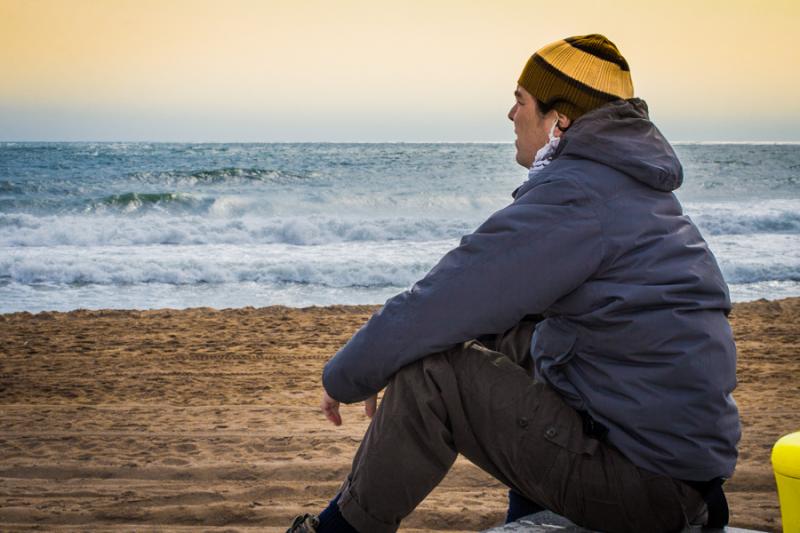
553,98,683,192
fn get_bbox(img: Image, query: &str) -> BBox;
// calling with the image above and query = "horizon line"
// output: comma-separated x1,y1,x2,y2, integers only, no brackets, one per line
3,140,800,145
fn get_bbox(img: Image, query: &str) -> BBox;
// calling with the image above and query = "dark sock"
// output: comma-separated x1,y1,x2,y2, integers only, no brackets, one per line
317,493,359,533
505,488,546,523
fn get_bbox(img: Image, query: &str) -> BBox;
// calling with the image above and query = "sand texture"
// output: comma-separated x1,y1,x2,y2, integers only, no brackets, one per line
1,298,798,532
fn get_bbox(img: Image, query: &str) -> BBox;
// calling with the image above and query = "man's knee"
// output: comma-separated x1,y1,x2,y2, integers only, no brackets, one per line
386,342,478,398
385,340,492,405
391,346,455,381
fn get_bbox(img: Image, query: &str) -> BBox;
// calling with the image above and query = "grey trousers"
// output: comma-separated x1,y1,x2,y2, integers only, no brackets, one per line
334,317,706,533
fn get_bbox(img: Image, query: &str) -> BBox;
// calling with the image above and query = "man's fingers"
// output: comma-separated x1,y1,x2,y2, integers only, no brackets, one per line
320,394,342,426
321,390,377,426
365,394,377,418
328,409,342,426
323,404,341,426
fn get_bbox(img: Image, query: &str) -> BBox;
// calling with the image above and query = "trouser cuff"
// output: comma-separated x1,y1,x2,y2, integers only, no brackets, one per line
337,475,399,533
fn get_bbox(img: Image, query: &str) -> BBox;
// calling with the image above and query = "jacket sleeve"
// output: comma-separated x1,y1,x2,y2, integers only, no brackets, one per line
322,176,604,403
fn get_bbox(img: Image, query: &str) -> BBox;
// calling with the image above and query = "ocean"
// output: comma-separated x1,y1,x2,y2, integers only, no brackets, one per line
1,142,798,314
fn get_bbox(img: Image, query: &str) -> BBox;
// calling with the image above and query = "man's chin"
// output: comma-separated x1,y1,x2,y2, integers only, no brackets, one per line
515,153,532,169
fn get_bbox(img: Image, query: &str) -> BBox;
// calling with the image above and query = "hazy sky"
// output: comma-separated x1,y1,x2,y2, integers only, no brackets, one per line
1,0,798,142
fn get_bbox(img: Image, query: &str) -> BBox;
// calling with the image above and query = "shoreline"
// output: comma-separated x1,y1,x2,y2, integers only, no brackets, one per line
1,295,796,318
1,298,797,531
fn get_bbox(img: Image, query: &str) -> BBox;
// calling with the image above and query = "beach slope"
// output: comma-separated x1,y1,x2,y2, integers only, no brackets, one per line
1,299,797,532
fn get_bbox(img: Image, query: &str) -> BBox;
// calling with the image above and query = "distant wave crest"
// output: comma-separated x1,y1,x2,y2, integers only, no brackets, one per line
86,192,204,214
129,167,315,186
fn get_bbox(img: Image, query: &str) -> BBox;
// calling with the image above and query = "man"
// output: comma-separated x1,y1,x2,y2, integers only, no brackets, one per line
287,34,740,533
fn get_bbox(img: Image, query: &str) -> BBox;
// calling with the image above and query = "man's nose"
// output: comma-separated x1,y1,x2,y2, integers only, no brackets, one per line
508,104,516,122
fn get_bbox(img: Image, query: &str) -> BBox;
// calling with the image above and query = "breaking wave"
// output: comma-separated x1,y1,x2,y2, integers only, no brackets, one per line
0,247,439,288
0,213,473,247
686,201,800,235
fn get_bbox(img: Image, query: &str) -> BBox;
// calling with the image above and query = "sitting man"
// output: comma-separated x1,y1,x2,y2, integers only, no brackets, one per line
288,34,740,533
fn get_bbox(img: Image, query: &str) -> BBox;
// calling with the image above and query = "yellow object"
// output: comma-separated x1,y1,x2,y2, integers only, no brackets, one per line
773,431,800,533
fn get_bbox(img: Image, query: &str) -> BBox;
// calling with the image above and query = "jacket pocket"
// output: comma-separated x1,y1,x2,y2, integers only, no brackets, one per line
539,391,600,456
516,384,599,515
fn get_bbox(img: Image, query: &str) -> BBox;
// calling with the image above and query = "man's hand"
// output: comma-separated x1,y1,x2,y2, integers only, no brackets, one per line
321,389,378,426
365,393,377,418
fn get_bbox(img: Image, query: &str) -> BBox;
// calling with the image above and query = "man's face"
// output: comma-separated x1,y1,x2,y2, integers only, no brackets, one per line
508,84,556,168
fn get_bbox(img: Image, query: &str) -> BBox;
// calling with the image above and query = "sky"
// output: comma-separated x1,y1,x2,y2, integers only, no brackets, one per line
1,0,798,142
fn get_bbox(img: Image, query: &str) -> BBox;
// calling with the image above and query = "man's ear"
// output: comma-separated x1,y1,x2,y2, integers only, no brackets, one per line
556,113,571,132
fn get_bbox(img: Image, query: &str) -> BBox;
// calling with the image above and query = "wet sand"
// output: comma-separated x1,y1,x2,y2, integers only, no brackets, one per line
1,298,797,532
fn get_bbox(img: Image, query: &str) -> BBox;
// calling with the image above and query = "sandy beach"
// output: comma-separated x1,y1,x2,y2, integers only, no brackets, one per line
0,298,797,532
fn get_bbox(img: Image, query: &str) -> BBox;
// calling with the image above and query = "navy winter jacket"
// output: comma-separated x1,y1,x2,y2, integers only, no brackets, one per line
322,98,740,482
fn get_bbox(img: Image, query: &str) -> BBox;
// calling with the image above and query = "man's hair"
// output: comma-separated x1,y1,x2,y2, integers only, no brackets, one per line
534,98,556,116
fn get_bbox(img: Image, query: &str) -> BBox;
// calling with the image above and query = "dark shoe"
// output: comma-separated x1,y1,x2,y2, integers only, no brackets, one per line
286,513,320,533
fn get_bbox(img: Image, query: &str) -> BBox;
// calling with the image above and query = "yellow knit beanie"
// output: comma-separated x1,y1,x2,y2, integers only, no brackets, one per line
518,34,634,120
